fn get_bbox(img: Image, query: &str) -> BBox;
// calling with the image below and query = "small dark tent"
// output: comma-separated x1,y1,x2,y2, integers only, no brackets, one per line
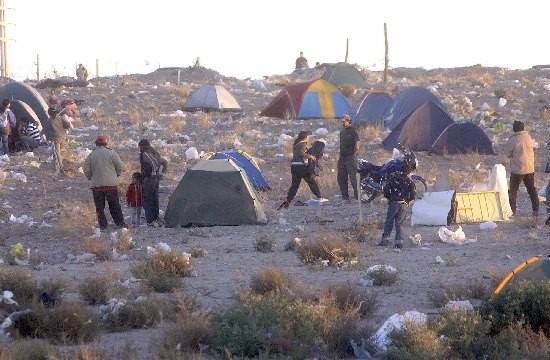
182,84,242,112
203,149,271,191
383,86,446,130
259,79,350,120
321,62,367,88
164,159,267,227
349,90,393,127
431,122,496,155
382,100,454,151
495,255,550,294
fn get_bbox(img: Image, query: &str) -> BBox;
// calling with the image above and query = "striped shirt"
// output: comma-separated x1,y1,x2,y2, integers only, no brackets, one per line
25,123,41,142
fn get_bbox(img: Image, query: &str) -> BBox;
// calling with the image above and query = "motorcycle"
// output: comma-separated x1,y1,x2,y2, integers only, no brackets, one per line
357,144,428,203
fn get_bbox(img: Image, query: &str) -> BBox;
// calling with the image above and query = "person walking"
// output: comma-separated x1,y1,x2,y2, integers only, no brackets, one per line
138,139,168,226
126,172,144,227
337,114,360,202
2,99,17,153
378,163,416,249
278,131,325,210
83,135,127,231
505,120,539,217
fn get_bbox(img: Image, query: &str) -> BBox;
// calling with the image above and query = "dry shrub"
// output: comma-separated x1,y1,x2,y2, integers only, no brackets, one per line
198,112,211,130
249,268,292,295
0,268,39,306
128,107,142,125
515,216,539,229
78,276,111,305
55,201,96,237
148,249,193,277
384,320,447,360
155,290,213,355
121,77,144,89
324,282,377,318
366,266,398,286
167,118,186,134
169,84,192,98
427,278,490,308
105,296,172,332
39,277,66,301
14,301,99,344
58,345,107,360
296,230,358,266
131,263,181,293
358,123,384,141
0,339,54,360
145,102,160,113
81,236,111,261
253,233,275,253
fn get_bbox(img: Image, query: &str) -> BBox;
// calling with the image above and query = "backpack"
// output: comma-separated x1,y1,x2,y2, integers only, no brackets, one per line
306,141,325,177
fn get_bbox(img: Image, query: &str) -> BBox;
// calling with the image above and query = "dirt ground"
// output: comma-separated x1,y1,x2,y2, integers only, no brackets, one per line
1,65,549,358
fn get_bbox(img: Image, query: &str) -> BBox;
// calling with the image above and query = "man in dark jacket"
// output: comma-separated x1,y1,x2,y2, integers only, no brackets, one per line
337,114,360,201
378,164,416,249
138,139,168,226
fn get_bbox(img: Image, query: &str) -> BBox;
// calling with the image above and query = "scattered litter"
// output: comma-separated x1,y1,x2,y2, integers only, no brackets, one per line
444,300,474,311
409,234,422,246
480,221,497,230
371,311,427,352
0,290,18,305
438,226,477,245
435,256,445,264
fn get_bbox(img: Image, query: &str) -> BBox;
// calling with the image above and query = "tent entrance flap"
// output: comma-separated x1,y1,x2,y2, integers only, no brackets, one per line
454,191,505,223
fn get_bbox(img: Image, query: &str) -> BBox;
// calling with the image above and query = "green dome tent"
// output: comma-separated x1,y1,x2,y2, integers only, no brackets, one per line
494,255,550,294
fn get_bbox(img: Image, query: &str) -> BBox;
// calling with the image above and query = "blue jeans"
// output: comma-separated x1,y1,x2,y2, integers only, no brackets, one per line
382,201,408,244
143,176,160,223
0,134,8,155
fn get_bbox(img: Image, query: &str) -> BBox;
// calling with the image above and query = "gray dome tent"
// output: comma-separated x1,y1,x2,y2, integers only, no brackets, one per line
182,84,242,113
164,159,267,227
431,122,496,155
321,62,367,88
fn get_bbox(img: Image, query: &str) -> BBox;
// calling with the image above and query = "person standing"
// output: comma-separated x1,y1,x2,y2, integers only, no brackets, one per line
378,164,416,249
48,89,60,110
138,139,168,226
126,172,144,227
295,51,309,71
278,131,324,210
48,107,72,174
0,109,8,156
83,135,127,231
337,114,360,202
505,120,539,216
3,99,17,154
76,64,88,81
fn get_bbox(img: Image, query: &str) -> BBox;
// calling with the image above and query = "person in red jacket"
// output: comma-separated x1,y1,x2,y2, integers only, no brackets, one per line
126,172,144,226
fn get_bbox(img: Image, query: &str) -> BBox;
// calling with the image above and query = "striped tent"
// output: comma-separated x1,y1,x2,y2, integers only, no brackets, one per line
259,79,350,120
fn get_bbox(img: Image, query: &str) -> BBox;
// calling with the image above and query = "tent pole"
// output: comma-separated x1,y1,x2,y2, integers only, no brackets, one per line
384,23,389,85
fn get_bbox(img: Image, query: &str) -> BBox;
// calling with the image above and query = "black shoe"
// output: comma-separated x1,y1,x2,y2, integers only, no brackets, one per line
378,240,389,246
277,200,290,210
118,223,128,229
394,244,403,249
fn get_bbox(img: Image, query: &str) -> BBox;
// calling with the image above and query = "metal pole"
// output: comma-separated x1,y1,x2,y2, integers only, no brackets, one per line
0,0,6,77
177,69,181,85
96,58,99,78
36,54,39,80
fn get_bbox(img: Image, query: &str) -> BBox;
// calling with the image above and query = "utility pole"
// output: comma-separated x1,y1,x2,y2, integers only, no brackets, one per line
0,0,7,77
36,54,39,80
384,23,389,85
345,38,349,63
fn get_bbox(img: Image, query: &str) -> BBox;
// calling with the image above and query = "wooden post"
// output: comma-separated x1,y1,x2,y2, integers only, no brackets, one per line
383,23,389,85
177,69,181,85
345,38,349,63
357,173,363,225
96,58,99,78
36,54,40,81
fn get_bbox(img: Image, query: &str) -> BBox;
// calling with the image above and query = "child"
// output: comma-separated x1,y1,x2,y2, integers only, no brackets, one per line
377,163,416,249
126,172,144,226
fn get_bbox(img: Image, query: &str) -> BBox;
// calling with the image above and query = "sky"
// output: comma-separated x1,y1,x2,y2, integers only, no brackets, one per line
6,1,550,81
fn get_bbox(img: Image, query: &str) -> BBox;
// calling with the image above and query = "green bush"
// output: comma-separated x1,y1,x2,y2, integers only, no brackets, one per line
434,310,491,358
481,281,550,335
383,322,447,360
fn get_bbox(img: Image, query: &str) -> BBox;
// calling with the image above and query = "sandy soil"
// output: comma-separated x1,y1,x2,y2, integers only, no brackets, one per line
0,65,549,358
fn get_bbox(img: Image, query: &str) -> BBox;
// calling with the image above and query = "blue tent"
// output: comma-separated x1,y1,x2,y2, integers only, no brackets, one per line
383,86,446,130
204,149,271,191
383,100,454,151
350,90,393,127
431,122,496,155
